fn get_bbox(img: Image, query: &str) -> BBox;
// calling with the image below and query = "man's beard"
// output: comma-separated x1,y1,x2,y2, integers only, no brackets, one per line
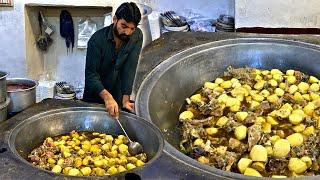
114,24,129,41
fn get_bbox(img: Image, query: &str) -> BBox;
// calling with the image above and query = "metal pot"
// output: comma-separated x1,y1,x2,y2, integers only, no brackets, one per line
136,38,320,179
0,97,10,122
8,107,164,178
0,71,8,103
7,78,38,113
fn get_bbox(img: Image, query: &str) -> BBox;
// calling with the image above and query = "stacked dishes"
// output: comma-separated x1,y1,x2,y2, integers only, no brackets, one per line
160,11,189,32
215,14,234,32
0,71,10,122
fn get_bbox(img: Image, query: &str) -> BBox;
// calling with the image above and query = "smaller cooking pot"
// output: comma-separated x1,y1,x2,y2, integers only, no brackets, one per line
0,71,8,103
7,78,38,113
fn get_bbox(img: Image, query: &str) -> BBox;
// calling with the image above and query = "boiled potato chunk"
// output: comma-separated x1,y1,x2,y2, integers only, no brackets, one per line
68,168,80,176
236,112,248,122
251,162,265,172
234,125,247,140
250,145,268,162
80,167,92,176
179,111,194,121
244,168,262,177
288,158,308,174
273,139,291,158
205,127,218,136
52,165,62,173
237,158,252,173
286,133,304,146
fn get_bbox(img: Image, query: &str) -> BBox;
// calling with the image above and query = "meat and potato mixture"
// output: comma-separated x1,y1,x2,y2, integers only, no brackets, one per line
28,131,147,176
179,67,320,178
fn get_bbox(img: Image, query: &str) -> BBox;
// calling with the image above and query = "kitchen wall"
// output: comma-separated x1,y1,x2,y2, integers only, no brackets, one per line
235,0,320,29
0,0,234,89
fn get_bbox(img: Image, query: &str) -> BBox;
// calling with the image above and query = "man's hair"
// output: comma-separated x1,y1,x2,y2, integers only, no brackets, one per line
115,2,141,26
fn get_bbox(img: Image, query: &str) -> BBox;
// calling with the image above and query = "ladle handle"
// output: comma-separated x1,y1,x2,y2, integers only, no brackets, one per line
115,117,132,142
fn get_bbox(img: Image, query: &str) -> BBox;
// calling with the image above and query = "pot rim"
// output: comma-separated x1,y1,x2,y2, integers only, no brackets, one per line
0,71,8,80
7,78,38,93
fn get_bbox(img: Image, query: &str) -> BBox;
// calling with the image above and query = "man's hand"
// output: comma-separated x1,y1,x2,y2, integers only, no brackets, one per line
99,89,119,118
123,100,135,113
122,95,135,113
105,97,119,118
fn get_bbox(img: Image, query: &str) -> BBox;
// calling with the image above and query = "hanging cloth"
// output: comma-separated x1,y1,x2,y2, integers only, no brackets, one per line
60,10,74,52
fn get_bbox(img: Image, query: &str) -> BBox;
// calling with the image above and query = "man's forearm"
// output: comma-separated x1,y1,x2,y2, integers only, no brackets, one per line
99,89,113,102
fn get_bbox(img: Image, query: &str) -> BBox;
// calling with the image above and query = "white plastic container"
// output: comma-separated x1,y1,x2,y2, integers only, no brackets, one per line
36,80,56,103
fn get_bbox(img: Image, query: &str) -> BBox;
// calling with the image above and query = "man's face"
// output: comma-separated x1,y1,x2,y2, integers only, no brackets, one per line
113,18,136,41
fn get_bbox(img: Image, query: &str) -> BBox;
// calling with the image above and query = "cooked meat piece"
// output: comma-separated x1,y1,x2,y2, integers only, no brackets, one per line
243,112,257,125
228,138,248,154
305,117,317,126
266,157,289,175
247,124,262,151
209,148,240,171
225,67,256,87
294,71,308,83
283,94,307,106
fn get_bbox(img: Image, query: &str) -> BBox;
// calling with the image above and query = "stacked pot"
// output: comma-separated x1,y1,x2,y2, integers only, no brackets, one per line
0,71,10,122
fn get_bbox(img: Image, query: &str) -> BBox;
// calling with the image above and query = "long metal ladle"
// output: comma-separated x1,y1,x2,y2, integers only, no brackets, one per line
114,116,143,155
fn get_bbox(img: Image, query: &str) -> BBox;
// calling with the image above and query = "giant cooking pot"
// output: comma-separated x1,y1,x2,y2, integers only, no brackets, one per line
8,107,164,179
136,38,320,179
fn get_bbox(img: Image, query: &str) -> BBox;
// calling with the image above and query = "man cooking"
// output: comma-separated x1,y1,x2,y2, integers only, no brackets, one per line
83,2,142,118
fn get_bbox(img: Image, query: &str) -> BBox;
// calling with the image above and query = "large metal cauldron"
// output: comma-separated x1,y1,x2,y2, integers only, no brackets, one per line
8,107,164,179
7,78,38,113
136,38,320,179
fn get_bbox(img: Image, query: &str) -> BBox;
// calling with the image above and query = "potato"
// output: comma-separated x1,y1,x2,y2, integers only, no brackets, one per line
190,94,202,103
63,151,71,158
204,82,218,89
298,82,309,94
218,94,229,104
274,88,285,97
252,94,264,102
273,139,291,158
286,133,304,146
279,83,286,90
94,160,104,167
74,157,83,168
107,151,118,158
221,80,232,89
225,97,241,107
273,74,283,82
126,163,137,170
289,85,299,94
94,167,106,176
260,89,270,98
254,80,265,90
108,158,116,166
215,78,224,84
128,157,138,164
255,117,266,124
268,79,278,87
205,127,218,136
310,93,320,101
255,75,263,81
262,123,272,133
119,144,129,155
293,124,306,133
216,116,229,127
106,166,118,175
236,112,248,122
250,145,268,162
261,70,270,75
303,126,315,136
286,70,295,76
101,143,111,151
251,162,265,172
289,113,304,125
136,159,145,167
267,94,279,104
179,111,194,121
234,125,247,140
230,105,240,112
68,168,80,176
276,109,291,118
301,156,312,168
303,103,315,116
265,146,273,155
288,158,308,174
52,165,62,173
47,158,56,164
90,145,101,155
118,165,127,173
194,139,204,146
105,135,114,142
266,116,279,126
294,92,304,101
309,83,320,92
237,158,252,173
244,168,262,177
309,76,319,83
270,135,280,144
80,167,92,176
286,76,297,84
114,138,123,146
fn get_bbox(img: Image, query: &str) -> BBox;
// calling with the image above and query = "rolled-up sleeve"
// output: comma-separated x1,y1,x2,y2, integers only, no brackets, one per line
120,29,143,95
85,38,105,95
